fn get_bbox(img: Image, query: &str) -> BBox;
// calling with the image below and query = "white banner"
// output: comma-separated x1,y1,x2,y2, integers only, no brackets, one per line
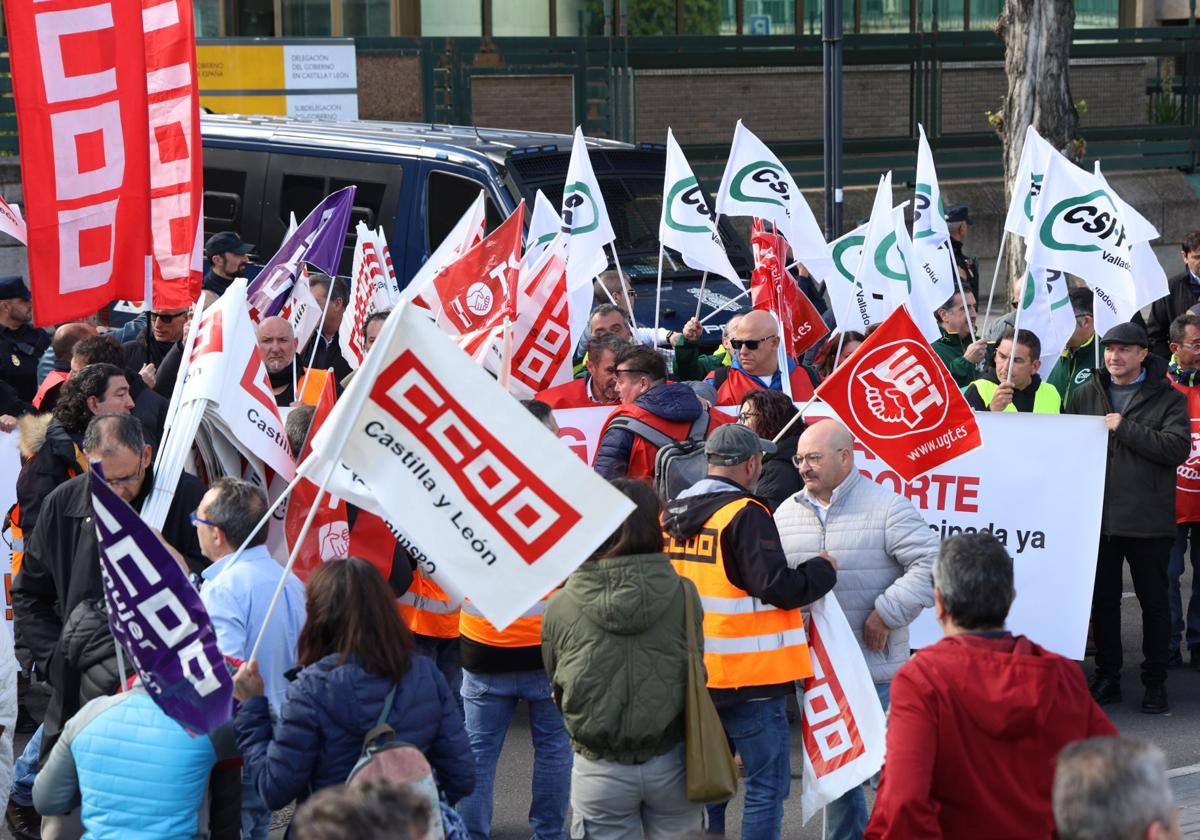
552,406,1106,658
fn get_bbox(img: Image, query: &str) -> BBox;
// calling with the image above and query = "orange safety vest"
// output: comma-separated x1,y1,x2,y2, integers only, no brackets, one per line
666,497,813,689
459,593,551,648
398,570,461,639
8,444,89,577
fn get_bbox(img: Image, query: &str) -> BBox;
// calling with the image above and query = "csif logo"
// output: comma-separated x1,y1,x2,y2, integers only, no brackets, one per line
664,176,716,234
561,181,601,235
912,184,945,239
1023,173,1044,222
1038,189,1128,253
872,232,909,287
729,161,792,207
848,340,948,438
832,234,866,283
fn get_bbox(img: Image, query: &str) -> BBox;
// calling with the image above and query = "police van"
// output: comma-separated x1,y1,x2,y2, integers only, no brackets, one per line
199,114,751,336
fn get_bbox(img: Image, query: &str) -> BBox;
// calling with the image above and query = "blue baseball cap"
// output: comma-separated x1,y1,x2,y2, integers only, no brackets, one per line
204,231,254,257
0,276,31,300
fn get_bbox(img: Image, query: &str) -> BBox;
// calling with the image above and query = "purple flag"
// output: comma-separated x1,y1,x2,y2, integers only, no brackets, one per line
90,470,233,734
247,186,357,317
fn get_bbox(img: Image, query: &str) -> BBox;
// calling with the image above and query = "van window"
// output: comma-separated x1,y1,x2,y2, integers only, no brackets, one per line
426,170,501,253
203,167,248,234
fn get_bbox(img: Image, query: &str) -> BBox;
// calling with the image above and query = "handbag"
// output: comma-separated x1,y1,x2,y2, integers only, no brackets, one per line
681,579,739,804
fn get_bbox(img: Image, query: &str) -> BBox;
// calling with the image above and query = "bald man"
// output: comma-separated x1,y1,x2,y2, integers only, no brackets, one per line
256,317,299,406
705,309,821,405
773,419,938,837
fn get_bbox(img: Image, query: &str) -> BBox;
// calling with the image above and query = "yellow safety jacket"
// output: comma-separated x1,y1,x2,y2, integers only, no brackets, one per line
398,570,460,639
666,497,813,689
970,378,1061,413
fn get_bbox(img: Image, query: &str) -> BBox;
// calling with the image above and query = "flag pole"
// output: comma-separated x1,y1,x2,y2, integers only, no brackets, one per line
607,243,639,333
304,270,337,376
955,268,977,344
771,391,820,444
693,272,709,320
154,297,205,475
653,246,665,341
498,317,513,392
1004,289,1024,387
249,457,339,663
698,289,751,326
979,234,1007,339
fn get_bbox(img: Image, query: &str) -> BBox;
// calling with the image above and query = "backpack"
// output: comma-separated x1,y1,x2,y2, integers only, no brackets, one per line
608,411,711,501
347,686,447,840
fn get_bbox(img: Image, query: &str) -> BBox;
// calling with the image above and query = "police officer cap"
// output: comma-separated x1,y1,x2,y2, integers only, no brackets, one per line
1100,322,1149,348
944,205,972,225
705,423,777,467
0,276,31,300
205,231,254,257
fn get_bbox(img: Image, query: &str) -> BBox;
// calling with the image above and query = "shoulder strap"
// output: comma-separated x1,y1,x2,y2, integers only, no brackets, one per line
608,415,676,450
362,685,398,752
688,411,710,442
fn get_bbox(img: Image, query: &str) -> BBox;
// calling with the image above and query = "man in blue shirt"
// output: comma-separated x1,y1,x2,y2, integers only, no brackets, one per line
194,476,305,840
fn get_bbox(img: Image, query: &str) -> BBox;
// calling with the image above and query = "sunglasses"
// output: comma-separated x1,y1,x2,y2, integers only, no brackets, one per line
149,311,186,323
730,336,777,351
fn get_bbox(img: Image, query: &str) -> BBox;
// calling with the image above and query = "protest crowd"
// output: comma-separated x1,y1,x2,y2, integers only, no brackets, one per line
0,101,1191,840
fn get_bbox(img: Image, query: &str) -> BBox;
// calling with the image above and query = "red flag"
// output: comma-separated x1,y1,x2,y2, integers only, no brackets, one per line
431,202,525,336
143,0,203,309
815,305,981,482
750,220,829,358
285,375,350,582
6,0,152,325
347,511,400,583
509,238,572,396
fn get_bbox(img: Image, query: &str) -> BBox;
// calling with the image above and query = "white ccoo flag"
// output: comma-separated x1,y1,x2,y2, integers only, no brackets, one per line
660,129,742,289
561,127,616,290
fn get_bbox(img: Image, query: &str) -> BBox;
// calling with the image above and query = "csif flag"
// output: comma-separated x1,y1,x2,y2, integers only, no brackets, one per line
561,128,616,289
816,305,982,482
1017,267,1076,376
715,121,833,283
660,129,742,289
852,173,909,319
890,214,943,343
1004,127,1059,240
826,219,878,335
749,221,828,359
525,190,563,267
91,467,233,734
799,593,887,823
1093,163,1167,336
911,125,959,321
247,187,356,318
430,202,525,336
297,301,635,630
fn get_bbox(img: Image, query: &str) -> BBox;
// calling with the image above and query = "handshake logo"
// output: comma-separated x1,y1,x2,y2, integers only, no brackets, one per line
849,341,947,439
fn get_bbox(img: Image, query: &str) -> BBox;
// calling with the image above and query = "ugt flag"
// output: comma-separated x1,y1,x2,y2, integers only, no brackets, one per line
430,202,525,337
660,129,741,289
298,301,635,630
247,186,356,317
92,469,233,734
816,305,981,482
800,593,887,824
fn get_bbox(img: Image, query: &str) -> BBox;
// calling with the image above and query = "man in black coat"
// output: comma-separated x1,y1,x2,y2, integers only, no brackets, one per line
1068,322,1190,715
12,413,206,759
1146,231,1200,359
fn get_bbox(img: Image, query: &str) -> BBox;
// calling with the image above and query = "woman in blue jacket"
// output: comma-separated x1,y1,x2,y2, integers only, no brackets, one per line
233,557,474,811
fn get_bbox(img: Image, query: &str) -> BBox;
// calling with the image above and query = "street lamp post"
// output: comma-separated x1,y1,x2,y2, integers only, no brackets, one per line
822,0,845,240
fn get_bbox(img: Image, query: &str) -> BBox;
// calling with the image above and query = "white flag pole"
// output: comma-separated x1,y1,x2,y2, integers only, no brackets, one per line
955,268,978,344
771,392,820,444
1005,287,1024,387
979,234,1008,339
693,272,709,320
249,457,339,663
653,246,665,340
608,243,639,332
498,317,513,392
698,289,751,325
772,311,793,400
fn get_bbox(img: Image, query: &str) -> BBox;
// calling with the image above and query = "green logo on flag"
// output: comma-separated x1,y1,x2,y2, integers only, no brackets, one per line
664,177,715,234
873,232,909,287
1023,173,1044,222
729,161,791,207
913,184,945,240
832,234,866,282
562,181,600,235
1038,189,1127,253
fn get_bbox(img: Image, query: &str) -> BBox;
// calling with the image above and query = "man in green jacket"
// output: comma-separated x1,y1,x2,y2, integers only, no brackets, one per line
1046,287,1098,410
932,289,988,388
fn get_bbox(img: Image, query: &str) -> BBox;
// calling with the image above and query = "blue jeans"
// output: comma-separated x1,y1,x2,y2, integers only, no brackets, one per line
414,635,464,718
456,669,572,840
823,682,890,840
706,696,791,840
9,725,42,807
1168,523,1200,657
242,767,271,840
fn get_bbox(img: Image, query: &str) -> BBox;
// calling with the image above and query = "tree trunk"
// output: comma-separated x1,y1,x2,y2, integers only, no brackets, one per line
995,0,1077,306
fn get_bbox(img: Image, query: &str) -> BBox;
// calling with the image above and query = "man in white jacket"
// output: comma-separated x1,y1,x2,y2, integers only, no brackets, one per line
774,419,938,840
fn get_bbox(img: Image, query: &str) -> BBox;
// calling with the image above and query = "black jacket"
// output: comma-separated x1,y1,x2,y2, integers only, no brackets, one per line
757,434,802,512
12,468,207,757
964,373,1050,413
15,418,82,538
663,477,836,705
950,238,979,299
301,333,353,383
1147,271,1200,360
1067,353,1190,538
0,323,50,403
61,598,129,705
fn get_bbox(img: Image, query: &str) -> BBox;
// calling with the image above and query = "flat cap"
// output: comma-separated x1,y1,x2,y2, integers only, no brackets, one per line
1100,322,1149,348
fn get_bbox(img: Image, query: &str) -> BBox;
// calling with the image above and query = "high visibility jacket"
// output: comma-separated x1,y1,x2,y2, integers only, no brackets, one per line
459,593,551,649
296,368,333,406
714,366,816,407
9,444,88,576
667,496,812,690
398,570,460,639
970,378,1061,413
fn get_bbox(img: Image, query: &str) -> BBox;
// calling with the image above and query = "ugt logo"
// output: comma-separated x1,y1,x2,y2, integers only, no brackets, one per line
664,176,716,234
848,340,947,439
729,161,792,207
561,182,600,235
1039,189,1129,253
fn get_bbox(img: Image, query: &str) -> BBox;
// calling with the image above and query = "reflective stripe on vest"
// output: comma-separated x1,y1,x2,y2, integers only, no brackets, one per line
397,572,460,639
9,445,88,577
970,379,1061,413
667,496,812,689
459,595,549,648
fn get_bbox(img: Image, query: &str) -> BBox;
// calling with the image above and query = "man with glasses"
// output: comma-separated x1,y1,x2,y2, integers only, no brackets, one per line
122,304,191,388
593,344,733,482
1047,288,1097,411
932,289,988,389
1166,312,1200,672
12,414,205,764
706,309,821,405
774,418,938,840
536,333,628,409
193,477,305,840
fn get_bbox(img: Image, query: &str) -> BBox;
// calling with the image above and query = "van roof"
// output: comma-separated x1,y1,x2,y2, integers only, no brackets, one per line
199,113,632,168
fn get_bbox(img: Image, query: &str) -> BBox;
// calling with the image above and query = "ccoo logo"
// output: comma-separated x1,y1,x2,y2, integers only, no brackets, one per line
1038,189,1128,253
848,340,948,439
561,181,601,235
729,161,792,208
664,176,716,234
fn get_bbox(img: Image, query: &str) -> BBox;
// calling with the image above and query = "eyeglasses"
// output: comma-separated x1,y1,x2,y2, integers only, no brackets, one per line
729,337,777,351
792,448,848,467
738,411,759,422
103,471,143,488
614,368,648,377
189,510,219,528
149,311,186,323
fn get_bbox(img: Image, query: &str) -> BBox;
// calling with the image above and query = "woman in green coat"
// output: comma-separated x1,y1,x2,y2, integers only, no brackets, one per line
542,479,704,840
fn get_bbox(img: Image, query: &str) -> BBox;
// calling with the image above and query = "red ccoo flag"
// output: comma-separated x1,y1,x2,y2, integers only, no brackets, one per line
815,305,981,482
430,202,525,337
750,220,829,359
